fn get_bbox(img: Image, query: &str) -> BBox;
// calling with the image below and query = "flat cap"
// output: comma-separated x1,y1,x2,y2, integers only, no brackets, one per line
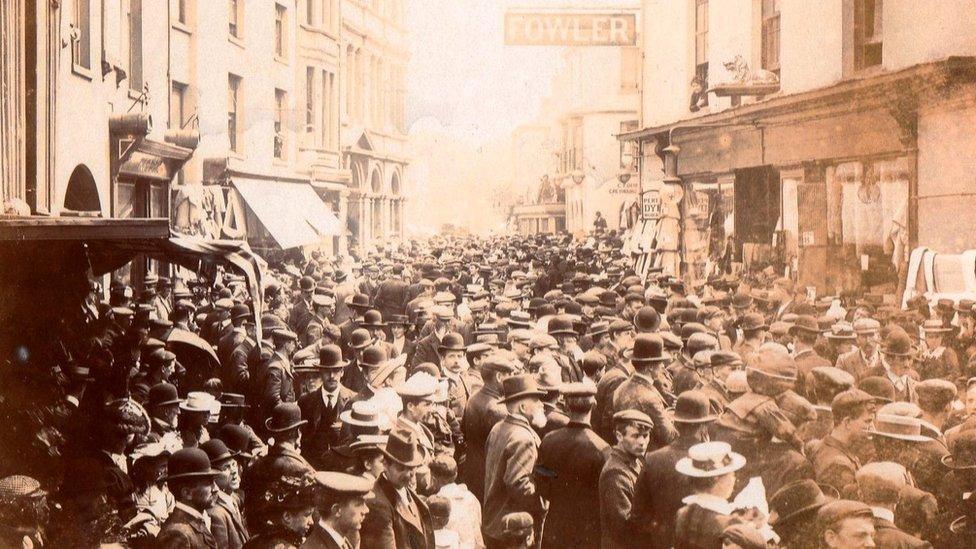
613,409,654,429
817,500,874,529
529,334,559,350
831,388,877,419
852,318,881,335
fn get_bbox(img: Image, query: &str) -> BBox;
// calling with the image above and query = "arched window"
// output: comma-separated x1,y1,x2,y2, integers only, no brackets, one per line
63,164,101,213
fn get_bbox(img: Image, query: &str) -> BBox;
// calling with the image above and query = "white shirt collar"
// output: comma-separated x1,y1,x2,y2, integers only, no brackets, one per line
321,386,340,406
175,501,212,532
319,519,347,547
681,493,734,516
871,506,895,523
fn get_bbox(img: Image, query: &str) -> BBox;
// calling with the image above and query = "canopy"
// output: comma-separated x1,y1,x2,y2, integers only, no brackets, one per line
84,235,267,341
232,179,341,249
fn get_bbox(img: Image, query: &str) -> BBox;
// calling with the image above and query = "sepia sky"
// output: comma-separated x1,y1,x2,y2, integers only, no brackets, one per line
405,0,635,141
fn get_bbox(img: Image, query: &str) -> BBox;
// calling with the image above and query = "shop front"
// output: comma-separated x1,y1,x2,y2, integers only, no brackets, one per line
622,58,975,298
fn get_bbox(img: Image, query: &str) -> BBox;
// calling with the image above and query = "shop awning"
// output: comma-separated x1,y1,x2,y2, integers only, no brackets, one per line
232,179,341,249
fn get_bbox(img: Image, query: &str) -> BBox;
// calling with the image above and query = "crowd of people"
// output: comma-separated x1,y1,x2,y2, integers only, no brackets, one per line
2,229,976,548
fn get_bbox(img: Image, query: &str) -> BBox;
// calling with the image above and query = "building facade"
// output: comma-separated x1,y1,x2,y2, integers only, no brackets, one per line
622,0,976,297
340,0,409,252
169,0,346,258
511,13,641,237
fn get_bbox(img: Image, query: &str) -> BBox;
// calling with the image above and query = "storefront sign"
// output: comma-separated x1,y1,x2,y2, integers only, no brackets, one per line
119,151,172,181
504,11,638,46
641,190,663,220
607,177,639,195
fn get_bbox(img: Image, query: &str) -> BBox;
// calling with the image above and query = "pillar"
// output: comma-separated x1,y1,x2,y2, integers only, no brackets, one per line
338,189,349,255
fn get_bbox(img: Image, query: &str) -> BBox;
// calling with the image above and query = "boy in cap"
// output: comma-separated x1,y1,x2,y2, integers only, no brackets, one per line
430,454,483,549
817,499,877,548
807,388,876,496
916,378,957,446
836,318,882,381
599,409,653,549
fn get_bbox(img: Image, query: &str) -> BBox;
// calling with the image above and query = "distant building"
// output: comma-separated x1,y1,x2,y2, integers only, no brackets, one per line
340,0,409,251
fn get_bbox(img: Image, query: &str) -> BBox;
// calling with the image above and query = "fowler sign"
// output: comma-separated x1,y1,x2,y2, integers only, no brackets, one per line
505,11,637,47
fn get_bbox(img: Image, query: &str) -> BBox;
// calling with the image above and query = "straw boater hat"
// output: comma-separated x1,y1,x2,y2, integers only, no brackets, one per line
339,401,390,430
675,441,746,478
866,413,929,442
921,319,953,335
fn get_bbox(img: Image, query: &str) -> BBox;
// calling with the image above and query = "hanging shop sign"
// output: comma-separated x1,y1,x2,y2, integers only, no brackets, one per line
504,10,638,46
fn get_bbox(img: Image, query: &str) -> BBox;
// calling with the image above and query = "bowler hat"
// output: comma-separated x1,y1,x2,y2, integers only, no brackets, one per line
739,313,769,332
710,350,743,370
499,374,546,404
230,304,251,321
768,479,830,527
264,402,307,433
881,330,914,356
317,344,350,370
299,276,316,292
349,328,373,350
347,294,371,310
673,390,717,424
942,429,976,470
200,439,236,466
381,429,427,467
165,448,221,481
634,308,661,331
438,332,466,352
216,424,254,459
361,310,386,329
599,291,619,308
526,297,548,312
547,315,577,337
631,334,671,364
360,345,389,368
148,382,182,408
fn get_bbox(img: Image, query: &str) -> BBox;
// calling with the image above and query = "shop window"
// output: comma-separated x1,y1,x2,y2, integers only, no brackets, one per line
828,158,909,289
685,180,734,280
761,0,781,75
853,0,883,70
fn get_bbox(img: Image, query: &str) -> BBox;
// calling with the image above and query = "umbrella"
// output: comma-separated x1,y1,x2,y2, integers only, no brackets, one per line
165,329,219,391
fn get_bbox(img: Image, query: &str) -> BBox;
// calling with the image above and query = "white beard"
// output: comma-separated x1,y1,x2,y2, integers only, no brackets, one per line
530,409,548,429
